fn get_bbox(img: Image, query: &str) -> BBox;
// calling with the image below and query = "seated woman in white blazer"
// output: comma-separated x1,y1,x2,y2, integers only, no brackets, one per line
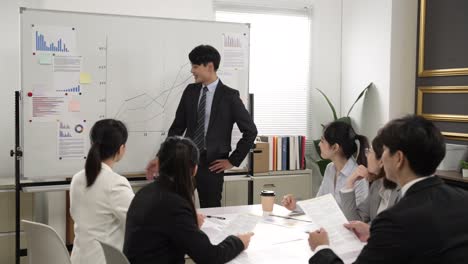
70,119,134,264
339,131,400,223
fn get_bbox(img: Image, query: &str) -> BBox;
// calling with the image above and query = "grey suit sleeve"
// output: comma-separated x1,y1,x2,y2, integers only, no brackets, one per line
339,189,371,223
354,179,369,206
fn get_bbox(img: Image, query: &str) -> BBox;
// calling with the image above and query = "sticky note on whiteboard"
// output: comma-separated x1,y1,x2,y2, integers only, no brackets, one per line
79,73,92,84
68,99,80,112
38,54,53,65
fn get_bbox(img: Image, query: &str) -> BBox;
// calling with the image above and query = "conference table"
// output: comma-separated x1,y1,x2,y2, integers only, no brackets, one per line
186,204,316,264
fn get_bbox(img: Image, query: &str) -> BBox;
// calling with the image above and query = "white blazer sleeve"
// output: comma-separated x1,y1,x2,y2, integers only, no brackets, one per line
109,177,135,223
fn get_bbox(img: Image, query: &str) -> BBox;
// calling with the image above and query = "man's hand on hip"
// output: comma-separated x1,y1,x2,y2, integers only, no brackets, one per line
209,159,233,173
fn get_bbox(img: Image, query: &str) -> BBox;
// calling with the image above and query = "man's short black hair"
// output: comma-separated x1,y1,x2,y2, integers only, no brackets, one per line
189,45,221,71
380,115,446,177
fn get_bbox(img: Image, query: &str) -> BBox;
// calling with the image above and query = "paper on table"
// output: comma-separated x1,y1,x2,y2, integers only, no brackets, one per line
262,214,316,230
201,216,228,243
208,214,259,245
223,214,259,234
247,222,307,251
297,194,365,264
228,239,311,264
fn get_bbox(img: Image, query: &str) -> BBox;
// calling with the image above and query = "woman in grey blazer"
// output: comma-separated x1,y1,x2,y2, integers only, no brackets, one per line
339,133,399,223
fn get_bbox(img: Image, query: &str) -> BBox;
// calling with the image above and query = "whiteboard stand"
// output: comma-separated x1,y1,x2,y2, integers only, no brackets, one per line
248,93,255,205
10,91,24,264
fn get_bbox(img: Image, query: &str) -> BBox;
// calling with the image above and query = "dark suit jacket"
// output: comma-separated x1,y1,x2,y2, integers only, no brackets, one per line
168,81,257,166
309,176,468,264
123,179,244,264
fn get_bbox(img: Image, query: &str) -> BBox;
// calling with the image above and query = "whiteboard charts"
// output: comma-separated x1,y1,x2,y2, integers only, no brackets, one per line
21,9,250,179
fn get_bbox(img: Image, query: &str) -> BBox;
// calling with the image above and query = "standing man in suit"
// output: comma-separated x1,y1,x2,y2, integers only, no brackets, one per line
159,45,257,208
308,115,468,264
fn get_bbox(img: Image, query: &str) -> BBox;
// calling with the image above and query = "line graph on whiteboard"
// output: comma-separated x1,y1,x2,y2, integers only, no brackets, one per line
112,62,193,134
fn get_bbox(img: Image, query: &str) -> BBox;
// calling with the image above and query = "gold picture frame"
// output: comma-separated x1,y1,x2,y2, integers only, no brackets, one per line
418,0,468,77
417,86,468,140
442,132,468,142
417,86,468,122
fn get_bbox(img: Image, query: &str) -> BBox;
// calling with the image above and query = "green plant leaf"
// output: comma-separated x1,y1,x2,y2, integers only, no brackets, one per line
336,116,351,125
346,82,373,117
461,160,468,169
316,88,338,121
313,139,321,156
317,159,332,176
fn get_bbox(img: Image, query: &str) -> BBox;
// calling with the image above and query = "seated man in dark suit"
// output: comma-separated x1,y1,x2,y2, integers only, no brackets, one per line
308,115,468,264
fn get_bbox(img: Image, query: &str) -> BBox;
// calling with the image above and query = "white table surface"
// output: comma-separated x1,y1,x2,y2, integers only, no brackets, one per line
196,204,316,264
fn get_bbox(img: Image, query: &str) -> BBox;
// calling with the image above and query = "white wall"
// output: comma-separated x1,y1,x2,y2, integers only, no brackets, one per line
0,0,20,180
215,0,311,11
308,0,342,140
389,0,417,119
341,0,392,139
19,0,214,20
0,0,214,240
306,0,342,195
339,0,417,140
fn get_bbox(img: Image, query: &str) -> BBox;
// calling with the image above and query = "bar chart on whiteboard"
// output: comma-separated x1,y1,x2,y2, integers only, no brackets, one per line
32,25,77,54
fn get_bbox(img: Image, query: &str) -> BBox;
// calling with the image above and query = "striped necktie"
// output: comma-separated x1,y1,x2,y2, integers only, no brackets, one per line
193,86,208,150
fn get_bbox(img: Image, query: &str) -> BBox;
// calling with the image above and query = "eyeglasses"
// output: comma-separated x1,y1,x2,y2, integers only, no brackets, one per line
364,147,373,156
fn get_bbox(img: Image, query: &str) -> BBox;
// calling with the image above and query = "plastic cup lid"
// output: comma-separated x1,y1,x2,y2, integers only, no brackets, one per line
260,190,276,196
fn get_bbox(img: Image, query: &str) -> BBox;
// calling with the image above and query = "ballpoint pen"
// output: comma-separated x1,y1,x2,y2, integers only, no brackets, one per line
269,214,313,223
206,215,226,220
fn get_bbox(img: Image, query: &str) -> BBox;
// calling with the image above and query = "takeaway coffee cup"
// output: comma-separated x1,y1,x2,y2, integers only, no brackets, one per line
260,190,276,212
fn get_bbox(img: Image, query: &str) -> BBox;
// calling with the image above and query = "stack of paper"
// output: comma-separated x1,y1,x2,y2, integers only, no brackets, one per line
298,194,365,264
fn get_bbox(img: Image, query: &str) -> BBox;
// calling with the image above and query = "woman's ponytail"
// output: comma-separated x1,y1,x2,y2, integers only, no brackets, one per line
354,134,369,166
85,143,102,187
323,121,369,166
84,119,128,187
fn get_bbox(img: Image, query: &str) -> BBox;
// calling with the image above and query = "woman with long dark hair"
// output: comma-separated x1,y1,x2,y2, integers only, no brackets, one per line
70,119,134,264
283,121,369,210
124,137,253,264
339,132,399,223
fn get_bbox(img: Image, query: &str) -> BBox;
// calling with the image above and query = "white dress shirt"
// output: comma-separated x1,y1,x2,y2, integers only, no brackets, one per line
198,78,219,134
400,176,434,197
70,163,134,264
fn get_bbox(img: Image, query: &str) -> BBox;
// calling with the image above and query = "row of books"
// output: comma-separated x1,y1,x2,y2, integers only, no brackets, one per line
259,135,307,171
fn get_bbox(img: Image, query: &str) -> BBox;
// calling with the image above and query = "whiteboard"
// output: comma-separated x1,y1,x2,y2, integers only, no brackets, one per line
20,8,250,179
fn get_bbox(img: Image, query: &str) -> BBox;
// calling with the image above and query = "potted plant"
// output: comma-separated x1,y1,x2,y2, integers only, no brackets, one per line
461,160,468,178
311,82,373,175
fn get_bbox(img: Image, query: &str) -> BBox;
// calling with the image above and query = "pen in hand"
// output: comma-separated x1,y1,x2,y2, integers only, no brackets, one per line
206,215,226,220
